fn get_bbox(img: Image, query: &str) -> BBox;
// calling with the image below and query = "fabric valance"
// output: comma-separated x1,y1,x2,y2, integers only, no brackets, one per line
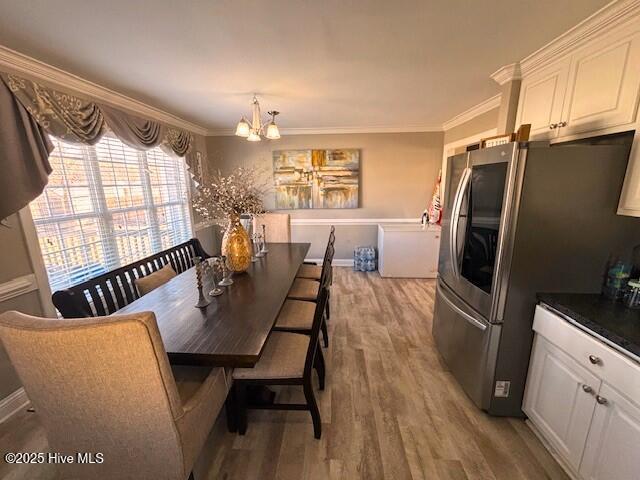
0,72,194,157
0,72,200,221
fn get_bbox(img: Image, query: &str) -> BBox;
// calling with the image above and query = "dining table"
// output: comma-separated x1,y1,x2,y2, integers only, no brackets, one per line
117,242,311,368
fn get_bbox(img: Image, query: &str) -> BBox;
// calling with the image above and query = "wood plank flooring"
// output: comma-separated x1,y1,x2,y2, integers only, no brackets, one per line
0,268,569,480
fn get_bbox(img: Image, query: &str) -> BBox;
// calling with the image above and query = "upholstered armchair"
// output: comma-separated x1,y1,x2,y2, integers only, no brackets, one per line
0,310,229,480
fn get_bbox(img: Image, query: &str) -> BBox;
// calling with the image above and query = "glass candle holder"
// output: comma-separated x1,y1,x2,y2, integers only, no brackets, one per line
260,224,269,254
218,255,234,286
208,257,224,297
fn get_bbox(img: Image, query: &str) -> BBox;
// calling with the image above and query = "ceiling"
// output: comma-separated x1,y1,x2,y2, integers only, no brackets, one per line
0,0,611,132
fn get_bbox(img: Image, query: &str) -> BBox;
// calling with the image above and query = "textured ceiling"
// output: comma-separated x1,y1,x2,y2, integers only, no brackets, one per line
0,0,611,131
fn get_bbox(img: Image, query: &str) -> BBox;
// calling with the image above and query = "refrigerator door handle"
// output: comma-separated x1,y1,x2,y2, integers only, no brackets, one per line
450,167,471,279
437,282,487,331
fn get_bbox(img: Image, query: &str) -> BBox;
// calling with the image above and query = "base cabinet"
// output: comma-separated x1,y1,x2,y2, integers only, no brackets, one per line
523,336,600,472
579,383,640,480
525,306,640,480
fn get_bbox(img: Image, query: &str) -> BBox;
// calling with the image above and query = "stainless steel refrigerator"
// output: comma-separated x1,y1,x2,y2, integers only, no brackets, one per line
433,139,640,417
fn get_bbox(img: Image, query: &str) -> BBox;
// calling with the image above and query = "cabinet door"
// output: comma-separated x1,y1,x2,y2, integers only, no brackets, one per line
617,132,640,216
579,383,640,480
515,59,570,140
523,335,600,472
560,32,640,138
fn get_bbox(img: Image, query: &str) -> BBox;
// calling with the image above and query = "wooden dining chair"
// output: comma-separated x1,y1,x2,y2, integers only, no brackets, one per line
297,225,335,281
0,310,229,480
232,286,329,439
253,213,291,242
288,243,334,346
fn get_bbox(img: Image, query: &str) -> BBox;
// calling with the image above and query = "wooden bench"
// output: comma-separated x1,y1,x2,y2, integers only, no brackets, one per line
52,238,210,318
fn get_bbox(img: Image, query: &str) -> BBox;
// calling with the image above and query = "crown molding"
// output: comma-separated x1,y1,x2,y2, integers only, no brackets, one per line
442,94,502,131
207,124,443,136
490,63,522,86
0,45,209,136
519,0,640,76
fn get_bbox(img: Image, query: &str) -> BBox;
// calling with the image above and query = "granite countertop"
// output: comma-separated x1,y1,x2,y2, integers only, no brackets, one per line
538,293,640,360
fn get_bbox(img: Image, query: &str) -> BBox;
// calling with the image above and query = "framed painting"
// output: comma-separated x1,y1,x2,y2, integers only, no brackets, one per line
272,149,360,209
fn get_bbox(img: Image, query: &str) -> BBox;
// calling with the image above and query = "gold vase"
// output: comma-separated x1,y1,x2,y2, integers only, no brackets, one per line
221,214,252,273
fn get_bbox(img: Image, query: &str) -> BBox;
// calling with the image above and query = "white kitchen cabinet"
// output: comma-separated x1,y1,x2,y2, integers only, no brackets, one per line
525,305,640,480
618,130,640,216
559,30,640,139
579,383,640,480
524,335,600,472
515,59,570,140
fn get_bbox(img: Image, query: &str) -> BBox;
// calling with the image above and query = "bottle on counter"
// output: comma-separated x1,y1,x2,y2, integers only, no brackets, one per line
602,256,632,301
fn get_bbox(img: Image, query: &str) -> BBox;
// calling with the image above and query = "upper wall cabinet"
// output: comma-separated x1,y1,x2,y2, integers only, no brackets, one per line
517,24,640,142
560,32,640,138
515,59,570,140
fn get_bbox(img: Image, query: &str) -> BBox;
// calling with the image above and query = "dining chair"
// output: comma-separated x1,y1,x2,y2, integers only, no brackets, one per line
288,243,334,346
297,225,335,281
232,285,329,439
253,213,291,242
135,263,177,295
0,310,229,480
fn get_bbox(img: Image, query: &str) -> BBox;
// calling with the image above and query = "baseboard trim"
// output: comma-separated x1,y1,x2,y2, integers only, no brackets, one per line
306,258,354,267
0,388,29,424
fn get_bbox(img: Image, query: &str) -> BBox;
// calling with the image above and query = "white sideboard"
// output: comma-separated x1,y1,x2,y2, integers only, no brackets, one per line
523,305,640,480
377,224,440,278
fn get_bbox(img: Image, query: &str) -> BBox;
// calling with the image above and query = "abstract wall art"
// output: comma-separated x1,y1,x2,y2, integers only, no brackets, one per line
272,149,360,209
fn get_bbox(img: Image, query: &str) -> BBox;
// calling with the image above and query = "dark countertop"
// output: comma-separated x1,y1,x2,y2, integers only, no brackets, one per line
537,293,640,360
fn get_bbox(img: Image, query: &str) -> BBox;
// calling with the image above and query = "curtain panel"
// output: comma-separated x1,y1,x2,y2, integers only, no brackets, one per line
0,76,53,221
0,72,199,220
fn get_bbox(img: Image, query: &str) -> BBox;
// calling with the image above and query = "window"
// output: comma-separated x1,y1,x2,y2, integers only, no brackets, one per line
30,135,193,292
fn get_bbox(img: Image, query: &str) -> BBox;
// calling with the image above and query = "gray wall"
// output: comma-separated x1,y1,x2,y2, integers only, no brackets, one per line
206,131,444,259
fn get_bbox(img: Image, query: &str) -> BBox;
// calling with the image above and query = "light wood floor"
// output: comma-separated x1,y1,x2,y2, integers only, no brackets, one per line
0,268,569,480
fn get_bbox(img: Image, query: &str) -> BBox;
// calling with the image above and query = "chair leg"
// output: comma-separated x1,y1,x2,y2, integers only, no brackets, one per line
235,382,248,435
225,389,237,433
303,377,322,439
314,345,326,390
321,316,329,348
325,291,331,320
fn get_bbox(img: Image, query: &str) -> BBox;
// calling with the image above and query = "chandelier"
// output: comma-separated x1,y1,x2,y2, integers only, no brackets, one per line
234,95,280,141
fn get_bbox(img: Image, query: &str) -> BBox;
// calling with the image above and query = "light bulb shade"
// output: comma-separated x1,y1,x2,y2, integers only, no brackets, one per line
235,118,250,137
266,122,280,139
247,130,261,142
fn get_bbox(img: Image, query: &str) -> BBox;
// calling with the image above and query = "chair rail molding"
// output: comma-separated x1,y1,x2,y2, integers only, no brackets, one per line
0,388,29,424
442,94,502,131
291,218,421,226
0,274,37,303
517,0,640,76
0,45,209,136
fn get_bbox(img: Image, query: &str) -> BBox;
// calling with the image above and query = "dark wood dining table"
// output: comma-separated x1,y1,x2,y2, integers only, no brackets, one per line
117,242,311,368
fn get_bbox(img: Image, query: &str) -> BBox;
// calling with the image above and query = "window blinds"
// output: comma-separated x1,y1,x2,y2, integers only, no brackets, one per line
30,135,192,293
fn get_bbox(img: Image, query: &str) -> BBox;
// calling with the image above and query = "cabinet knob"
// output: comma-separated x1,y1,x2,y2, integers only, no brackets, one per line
582,384,594,394
558,121,567,127
549,123,558,129
588,355,602,365
596,395,608,405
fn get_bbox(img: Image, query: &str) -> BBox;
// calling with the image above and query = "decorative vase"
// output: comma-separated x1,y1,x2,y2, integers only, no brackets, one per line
221,214,252,272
